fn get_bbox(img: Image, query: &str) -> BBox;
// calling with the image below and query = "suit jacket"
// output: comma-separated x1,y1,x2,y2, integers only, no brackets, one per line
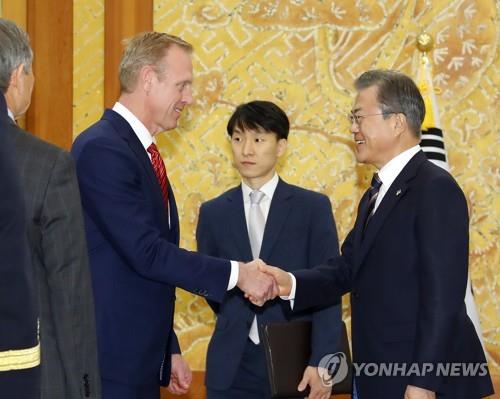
71,109,232,388
1,98,101,398
0,97,39,398
292,151,494,398
197,179,342,390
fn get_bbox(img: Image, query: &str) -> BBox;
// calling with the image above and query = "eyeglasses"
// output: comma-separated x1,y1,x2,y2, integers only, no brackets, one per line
348,112,400,125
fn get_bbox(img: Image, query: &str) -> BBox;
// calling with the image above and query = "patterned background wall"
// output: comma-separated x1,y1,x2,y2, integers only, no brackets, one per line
73,0,499,373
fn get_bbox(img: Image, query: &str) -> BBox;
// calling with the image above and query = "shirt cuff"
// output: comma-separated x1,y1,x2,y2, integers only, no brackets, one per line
280,272,296,309
227,261,239,290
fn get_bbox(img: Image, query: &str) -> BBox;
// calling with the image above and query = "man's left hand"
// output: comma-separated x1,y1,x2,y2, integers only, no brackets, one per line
167,354,192,395
404,385,436,399
298,366,332,399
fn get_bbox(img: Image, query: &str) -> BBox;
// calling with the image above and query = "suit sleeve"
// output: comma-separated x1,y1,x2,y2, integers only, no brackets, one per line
307,195,343,366
196,203,220,314
40,151,101,398
74,138,231,303
409,175,469,392
293,215,356,313
168,331,180,354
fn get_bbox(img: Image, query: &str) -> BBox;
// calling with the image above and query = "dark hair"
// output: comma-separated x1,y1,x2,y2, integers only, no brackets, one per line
227,100,289,140
354,70,425,138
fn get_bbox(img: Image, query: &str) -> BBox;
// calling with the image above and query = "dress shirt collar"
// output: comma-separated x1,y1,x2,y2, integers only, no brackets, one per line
241,173,279,203
112,102,155,151
7,107,15,122
377,145,421,189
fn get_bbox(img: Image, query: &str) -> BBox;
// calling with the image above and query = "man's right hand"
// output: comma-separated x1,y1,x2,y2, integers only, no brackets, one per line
258,263,293,297
237,259,278,306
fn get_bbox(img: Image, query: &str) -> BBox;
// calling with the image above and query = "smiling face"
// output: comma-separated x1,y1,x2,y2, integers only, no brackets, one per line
350,85,402,169
144,44,193,135
231,127,287,189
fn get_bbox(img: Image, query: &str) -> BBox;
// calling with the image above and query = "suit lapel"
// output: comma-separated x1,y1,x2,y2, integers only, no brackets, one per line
103,110,170,228
352,189,371,267
167,185,180,242
354,151,427,273
226,187,253,261
259,179,293,261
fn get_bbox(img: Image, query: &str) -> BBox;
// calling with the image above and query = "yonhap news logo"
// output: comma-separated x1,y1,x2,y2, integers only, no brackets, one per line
318,352,349,387
317,354,489,386
352,362,489,377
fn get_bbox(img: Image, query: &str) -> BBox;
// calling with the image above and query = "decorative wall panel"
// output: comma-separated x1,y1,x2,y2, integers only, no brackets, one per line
73,0,104,137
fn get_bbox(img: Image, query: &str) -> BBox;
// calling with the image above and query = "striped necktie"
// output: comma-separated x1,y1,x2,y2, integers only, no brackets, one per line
364,173,382,229
147,143,169,210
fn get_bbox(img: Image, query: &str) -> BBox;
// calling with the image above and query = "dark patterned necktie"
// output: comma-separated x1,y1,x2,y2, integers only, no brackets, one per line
364,173,382,229
147,143,169,209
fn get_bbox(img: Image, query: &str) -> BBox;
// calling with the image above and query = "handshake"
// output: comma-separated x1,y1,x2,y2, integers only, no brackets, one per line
236,260,293,306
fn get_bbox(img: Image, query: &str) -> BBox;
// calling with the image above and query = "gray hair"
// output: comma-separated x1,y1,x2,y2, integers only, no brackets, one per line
119,31,192,93
354,70,425,138
0,18,33,94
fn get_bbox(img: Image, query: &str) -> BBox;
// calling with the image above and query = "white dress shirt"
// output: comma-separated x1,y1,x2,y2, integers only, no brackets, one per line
113,102,155,159
7,107,15,122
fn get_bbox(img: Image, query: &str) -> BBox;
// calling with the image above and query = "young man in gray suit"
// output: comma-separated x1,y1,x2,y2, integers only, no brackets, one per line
0,18,100,399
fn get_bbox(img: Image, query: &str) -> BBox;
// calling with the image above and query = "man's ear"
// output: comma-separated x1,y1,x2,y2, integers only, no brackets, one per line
138,64,156,92
393,112,407,136
277,138,288,157
9,64,24,90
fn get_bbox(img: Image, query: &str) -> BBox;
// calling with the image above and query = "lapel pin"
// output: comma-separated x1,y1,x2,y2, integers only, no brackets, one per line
396,189,402,196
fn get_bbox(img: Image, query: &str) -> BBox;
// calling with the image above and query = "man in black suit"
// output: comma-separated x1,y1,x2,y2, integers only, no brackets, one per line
197,101,342,399
0,76,39,399
0,18,100,398
261,70,494,399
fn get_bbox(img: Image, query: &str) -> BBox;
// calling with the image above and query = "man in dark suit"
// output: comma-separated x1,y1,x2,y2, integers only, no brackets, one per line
261,70,494,399
0,114,40,399
0,18,101,399
196,100,342,399
0,22,40,395
71,32,276,399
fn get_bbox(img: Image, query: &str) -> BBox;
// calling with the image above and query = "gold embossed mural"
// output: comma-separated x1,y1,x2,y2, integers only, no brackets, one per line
72,0,499,374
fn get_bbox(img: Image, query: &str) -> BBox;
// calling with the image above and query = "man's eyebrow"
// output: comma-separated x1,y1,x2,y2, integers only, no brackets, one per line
176,79,192,85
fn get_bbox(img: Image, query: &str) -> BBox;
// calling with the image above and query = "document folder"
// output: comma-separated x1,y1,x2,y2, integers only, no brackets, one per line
260,320,352,398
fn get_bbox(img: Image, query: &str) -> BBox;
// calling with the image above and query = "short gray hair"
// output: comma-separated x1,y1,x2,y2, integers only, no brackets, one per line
119,31,192,93
354,70,425,138
0,18,33,94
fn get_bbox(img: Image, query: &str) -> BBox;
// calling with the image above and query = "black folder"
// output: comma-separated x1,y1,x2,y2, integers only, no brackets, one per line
260,320,352,398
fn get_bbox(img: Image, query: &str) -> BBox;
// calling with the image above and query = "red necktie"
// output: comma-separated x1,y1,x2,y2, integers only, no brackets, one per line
147,143,169,209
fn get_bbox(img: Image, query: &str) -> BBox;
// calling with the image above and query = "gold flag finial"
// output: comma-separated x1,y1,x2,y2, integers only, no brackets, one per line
417,32,434,53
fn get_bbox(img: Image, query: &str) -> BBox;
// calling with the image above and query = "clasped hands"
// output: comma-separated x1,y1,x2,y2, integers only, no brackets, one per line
236,259,292,306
